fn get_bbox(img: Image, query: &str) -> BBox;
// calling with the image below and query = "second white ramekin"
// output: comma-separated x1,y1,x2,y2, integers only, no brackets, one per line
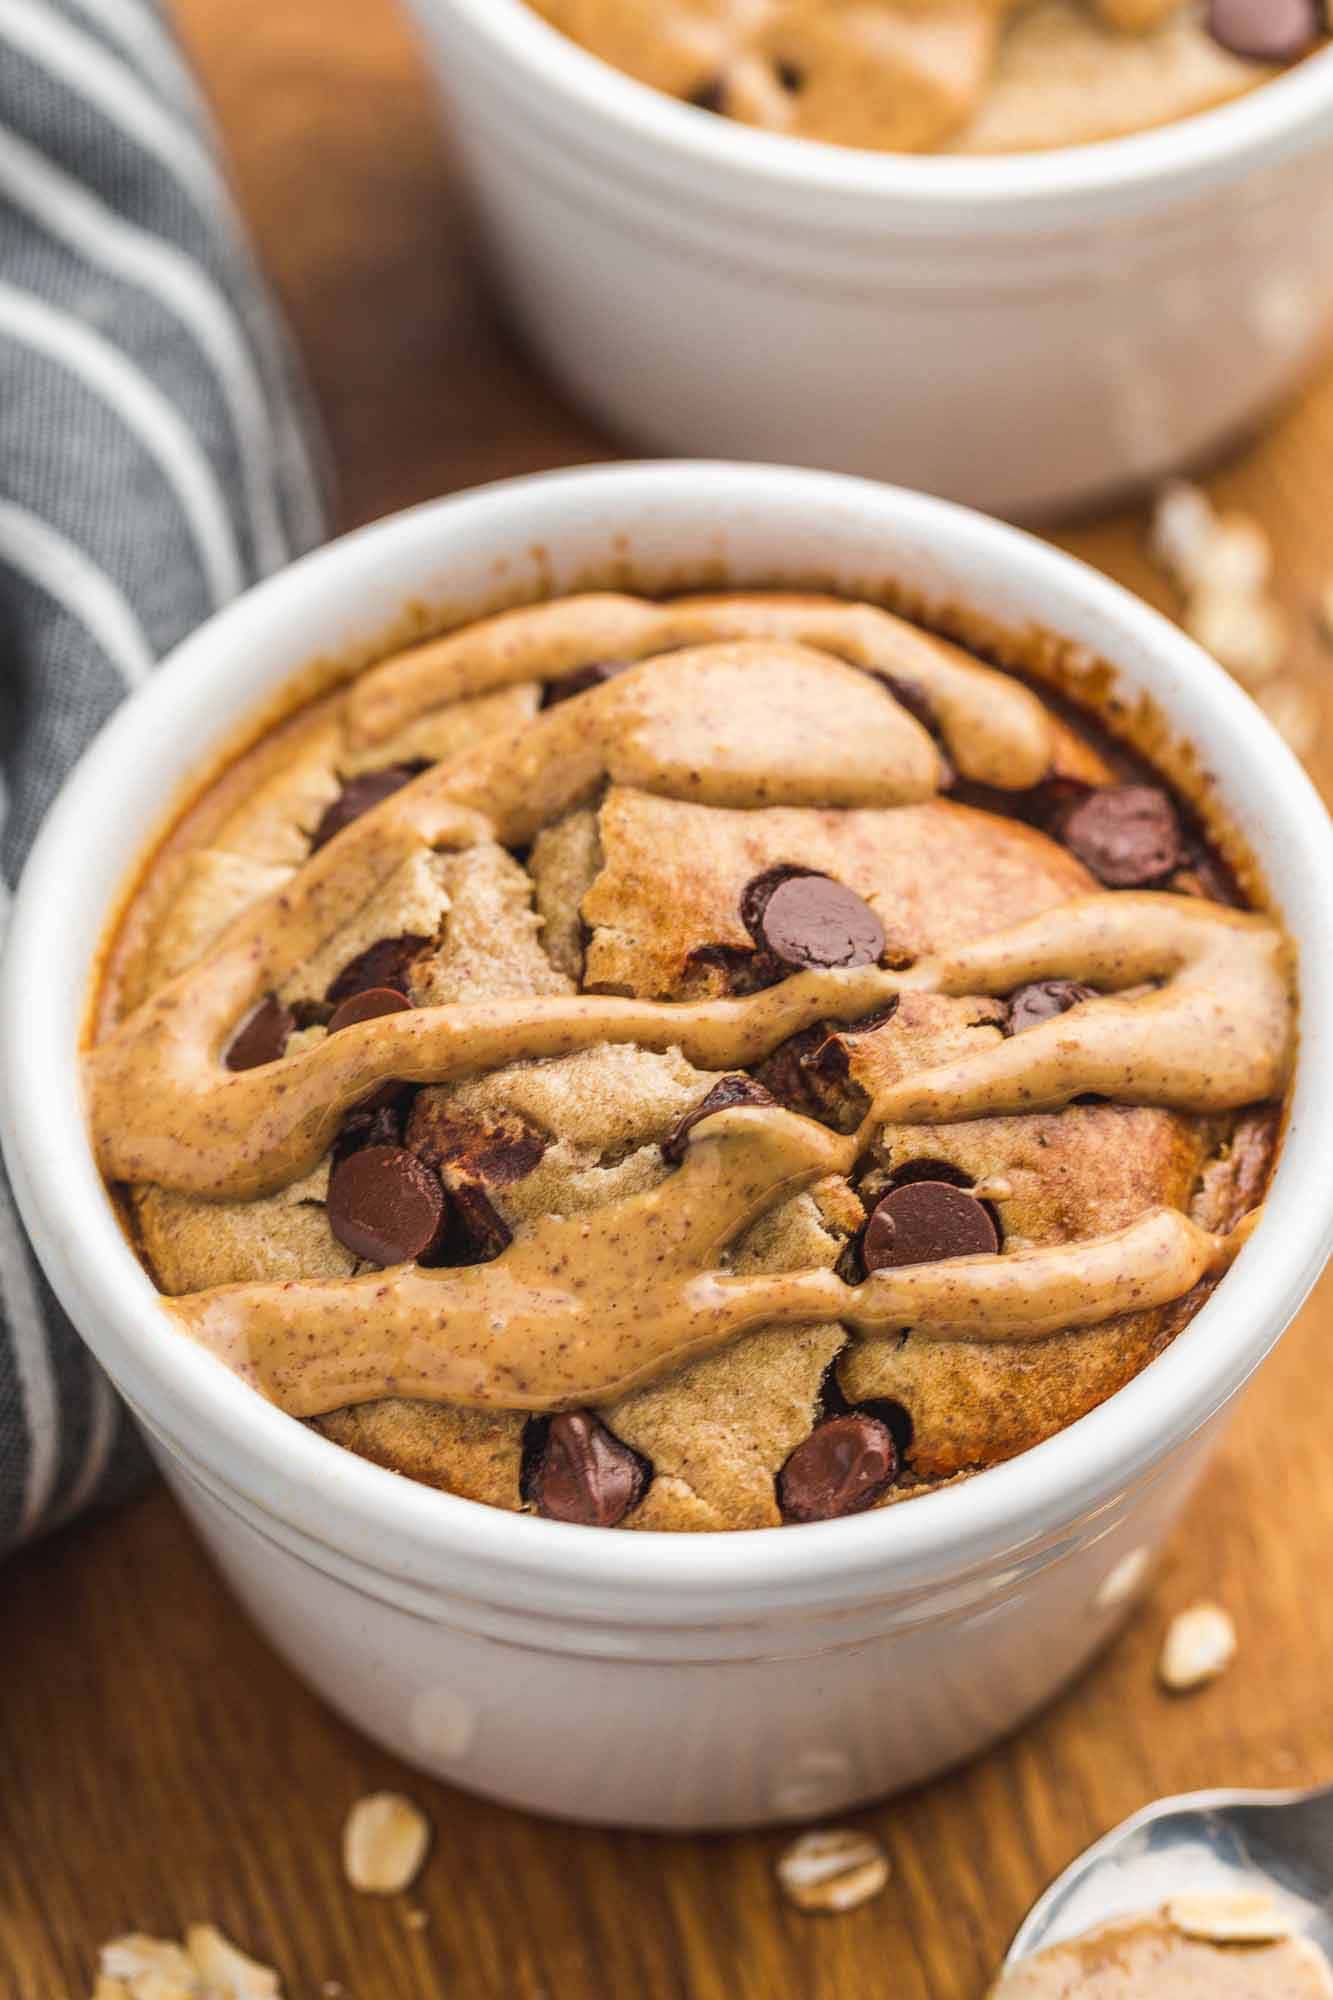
4,463,1333,1828
401,0,1333,517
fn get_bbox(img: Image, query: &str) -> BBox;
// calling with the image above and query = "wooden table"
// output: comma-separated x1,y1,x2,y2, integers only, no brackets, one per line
5,7,1333,1995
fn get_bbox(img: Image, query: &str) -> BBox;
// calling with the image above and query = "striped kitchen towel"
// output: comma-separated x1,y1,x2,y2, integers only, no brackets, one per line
0,0,327,1556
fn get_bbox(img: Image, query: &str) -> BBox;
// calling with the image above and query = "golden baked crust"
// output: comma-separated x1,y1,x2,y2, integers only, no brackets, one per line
94,589,1287,1532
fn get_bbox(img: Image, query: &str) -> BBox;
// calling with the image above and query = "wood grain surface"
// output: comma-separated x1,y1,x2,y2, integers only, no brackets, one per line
4,5,1333,1995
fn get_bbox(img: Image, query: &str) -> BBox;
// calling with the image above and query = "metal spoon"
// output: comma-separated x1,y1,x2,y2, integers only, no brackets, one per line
1005,1786,1333,1970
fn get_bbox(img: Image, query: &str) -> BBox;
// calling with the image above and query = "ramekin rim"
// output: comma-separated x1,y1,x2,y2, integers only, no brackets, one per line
4,460,1333,1606
411,0,1333,215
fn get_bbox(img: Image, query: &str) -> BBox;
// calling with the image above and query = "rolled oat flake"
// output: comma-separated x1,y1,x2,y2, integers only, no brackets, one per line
777,1828,890,1914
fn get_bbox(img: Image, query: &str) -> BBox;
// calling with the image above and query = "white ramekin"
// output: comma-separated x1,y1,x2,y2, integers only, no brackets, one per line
399,0,1333,518
4,463,1332,1830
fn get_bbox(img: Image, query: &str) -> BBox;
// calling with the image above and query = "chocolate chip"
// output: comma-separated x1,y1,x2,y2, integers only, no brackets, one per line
325,934,429,1005
799,1000,902,1085
406,1102,547,1264
441,1181,513,1265
845,1001,900,1036
224,994,292,1071
1208,0,1321,60
327,986,411,1036
754,1024,865,1132
541,660,633,708
744,869,885,972
662,1075,774,1165
756,1004,901,1129
761,1022,844,1098
327,986,412,1111
775,59,805,91
1058,785,1184,889
863,1180,999,1271
1005,979,1098,1036
290,998,334,1031
532,1412,648,1527
777,1414,898,1524
327,1144,446,1265
334,1100,406,1163
682,941,784,998
310,764,425,851
740,866,800,943
408,1101,548,1186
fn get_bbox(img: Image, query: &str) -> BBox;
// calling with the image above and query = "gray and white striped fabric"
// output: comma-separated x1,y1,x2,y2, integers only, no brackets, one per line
0,0,327,1556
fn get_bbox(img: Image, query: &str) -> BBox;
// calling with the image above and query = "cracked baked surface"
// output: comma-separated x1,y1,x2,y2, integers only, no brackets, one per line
525,0,1328,155
92,588,1289,1531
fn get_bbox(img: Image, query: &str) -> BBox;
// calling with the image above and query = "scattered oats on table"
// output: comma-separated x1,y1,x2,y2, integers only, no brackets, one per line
1158,1600,1237,1692
1149,480,1320,762
1185,590,1287,687
776,1826,890,1914
93,1923,281,1999
342,1790,432,1895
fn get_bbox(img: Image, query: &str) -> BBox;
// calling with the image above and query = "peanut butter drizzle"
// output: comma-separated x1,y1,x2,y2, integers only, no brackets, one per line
169,1101,1257,1417
88,595,1294,1415
346,592,1055,790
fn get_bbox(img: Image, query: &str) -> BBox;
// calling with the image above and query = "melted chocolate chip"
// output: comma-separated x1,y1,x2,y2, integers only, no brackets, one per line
290,998,334,1031
739,866,801,942
763,1021,845,1098
224,994,292,1071
333,1101,406,1163
443,1181,513,1265
327,985,413,1110
845,1000,901,1036
1208,0,1321,60
797,1001,902,1087
408,1101,549,1187
662,1075,775,1165
1005,979,1098,1036
405,1102,547,1264
682,941,784,997
327,986,411,1036
885,1158,975,1192
743,868,885,972
310,764,425,851
754,1025,861,1131
1058,785,1184,889
541,660,633,708
777,1414,898,1524
327,1144,446,1265
532,1411,648,1527
325,934,428,1005
863,1180,999,1271
756,1003,901,1130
